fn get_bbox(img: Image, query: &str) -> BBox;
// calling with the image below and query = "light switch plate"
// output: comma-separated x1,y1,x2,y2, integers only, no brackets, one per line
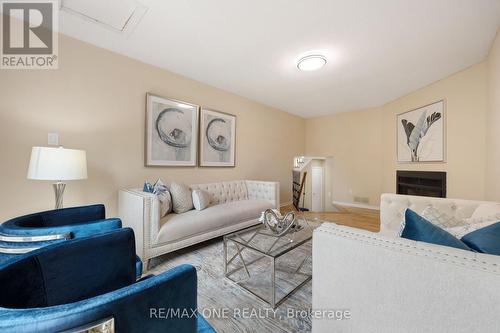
48,133,59,146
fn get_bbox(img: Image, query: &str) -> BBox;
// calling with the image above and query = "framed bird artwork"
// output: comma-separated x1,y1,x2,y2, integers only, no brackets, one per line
397,100,445,162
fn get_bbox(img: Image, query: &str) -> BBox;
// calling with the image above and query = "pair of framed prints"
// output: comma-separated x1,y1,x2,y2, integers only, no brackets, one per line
146,93,236,167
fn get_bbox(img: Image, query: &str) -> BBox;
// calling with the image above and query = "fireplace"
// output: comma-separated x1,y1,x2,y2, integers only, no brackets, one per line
396,171,446,198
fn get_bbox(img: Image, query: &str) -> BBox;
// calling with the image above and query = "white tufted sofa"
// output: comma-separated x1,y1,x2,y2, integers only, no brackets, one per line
379,193,497,235
312,193,500,333
119,180,279,267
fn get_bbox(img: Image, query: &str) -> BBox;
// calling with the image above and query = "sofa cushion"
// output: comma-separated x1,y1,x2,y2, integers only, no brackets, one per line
446,219,500,239
192,189,210,211
155,179,172,217
159,190,173,217
461,221,500,255
466,203,500,224
400,209,472,251
170,182,194,214
144,179,172,217
420,206,465,229
156,199,272,244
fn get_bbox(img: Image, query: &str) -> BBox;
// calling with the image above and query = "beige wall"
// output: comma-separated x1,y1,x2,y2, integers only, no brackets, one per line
486,31,500,201
0,35,305,220
306,109,383,207
306,62,488,207
1,27,497,219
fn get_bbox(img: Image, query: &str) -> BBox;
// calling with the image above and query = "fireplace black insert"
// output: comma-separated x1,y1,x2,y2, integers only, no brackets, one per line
396,171,446,198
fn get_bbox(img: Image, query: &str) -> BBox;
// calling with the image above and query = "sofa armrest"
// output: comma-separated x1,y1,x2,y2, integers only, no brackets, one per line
312,223,500,333
119,189,160,261
246,181,279,209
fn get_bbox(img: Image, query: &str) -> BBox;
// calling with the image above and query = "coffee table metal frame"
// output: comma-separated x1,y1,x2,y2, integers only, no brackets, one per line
223,221,313,308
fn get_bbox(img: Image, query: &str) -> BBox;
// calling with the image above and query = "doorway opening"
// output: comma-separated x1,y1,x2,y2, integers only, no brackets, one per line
292,156,337,212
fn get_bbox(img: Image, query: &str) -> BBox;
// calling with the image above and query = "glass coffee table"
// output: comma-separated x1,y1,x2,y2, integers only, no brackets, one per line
223,217,320,308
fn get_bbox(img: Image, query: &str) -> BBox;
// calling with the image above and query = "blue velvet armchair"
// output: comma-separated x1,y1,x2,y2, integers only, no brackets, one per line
0,204,142,276
0,228,215,333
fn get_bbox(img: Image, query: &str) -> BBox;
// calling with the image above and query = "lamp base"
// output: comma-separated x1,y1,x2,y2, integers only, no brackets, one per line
53,182,66,209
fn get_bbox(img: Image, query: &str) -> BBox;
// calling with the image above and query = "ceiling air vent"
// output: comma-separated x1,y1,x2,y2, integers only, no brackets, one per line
61,0,147,34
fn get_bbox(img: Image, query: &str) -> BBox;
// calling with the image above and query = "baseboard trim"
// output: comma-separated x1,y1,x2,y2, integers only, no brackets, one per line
280,201,293,208
332,200,380,211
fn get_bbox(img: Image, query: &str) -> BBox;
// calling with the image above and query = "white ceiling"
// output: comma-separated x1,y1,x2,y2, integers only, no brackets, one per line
59,0,500,118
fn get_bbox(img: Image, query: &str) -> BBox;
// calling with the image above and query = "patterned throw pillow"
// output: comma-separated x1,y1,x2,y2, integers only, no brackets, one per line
192,189,210,211
465,204,500,224
400,209,472,251
170,182,194,214
461,221,500,255
446,220,500,239
420,206,464,229
143,179,172,217
154,179,172,217
401,209,500,255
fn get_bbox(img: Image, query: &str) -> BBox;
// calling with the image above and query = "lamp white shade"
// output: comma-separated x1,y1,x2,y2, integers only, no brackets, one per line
27,147,88,181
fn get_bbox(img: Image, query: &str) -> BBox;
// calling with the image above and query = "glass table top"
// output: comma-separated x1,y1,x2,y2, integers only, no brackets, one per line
224,217,321,258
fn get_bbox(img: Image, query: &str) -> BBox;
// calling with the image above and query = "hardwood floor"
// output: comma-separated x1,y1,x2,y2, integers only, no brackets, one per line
280,204,380,232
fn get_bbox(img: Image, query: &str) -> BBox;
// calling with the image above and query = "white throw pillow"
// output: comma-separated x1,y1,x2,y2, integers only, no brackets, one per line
192,189,210,211
446,220,500,239
170,182,194,214
466,203,500,224
152,179,172,217
420,206,464,229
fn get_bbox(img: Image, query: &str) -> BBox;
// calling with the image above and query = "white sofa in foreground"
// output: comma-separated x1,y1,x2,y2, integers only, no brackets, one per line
313,193,500,333
119,180,279,267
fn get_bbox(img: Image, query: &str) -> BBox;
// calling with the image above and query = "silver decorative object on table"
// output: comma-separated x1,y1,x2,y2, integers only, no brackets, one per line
259,209,302,237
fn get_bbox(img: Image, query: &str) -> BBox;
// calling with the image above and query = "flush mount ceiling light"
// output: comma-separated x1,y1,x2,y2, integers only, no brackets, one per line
297,55,327,71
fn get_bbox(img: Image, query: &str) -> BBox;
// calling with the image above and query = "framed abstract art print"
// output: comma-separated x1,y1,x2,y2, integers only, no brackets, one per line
146,93,199,166
199,108,236,167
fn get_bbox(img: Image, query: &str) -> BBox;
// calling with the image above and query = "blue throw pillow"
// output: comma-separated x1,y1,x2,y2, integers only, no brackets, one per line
461,222,500,255
143,181,154,193
401,209,472,251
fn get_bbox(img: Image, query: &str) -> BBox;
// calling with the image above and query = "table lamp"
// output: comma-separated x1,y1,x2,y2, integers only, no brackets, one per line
27,147,88,209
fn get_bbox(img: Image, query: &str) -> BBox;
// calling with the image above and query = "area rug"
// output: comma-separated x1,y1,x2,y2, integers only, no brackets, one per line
149,234,313,333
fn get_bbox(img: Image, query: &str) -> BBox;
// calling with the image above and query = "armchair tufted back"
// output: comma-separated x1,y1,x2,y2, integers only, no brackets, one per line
190,181,248,205
380,193,495,235
2,204,106,229
0,228,136,309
